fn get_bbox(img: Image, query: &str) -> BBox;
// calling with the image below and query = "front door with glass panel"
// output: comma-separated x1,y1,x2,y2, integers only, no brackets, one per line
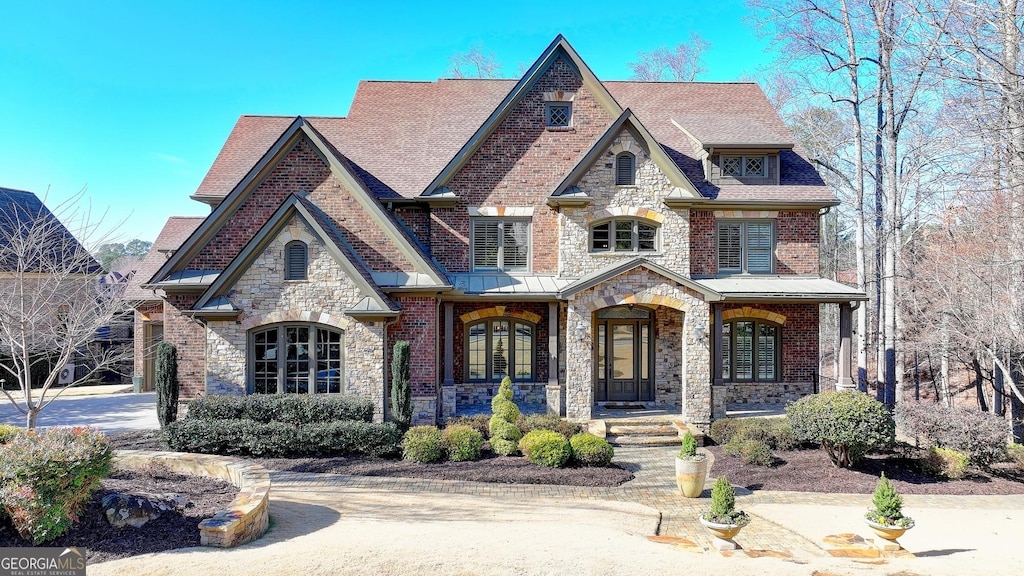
594,306,653,402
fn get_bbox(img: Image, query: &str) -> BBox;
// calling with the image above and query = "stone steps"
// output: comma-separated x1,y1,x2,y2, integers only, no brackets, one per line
593,416,706,447
607,423,678,436
606,433,682,447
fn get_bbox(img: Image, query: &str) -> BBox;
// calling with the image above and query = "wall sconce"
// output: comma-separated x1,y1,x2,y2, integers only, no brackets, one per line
693,323,706,342
575,321,588,342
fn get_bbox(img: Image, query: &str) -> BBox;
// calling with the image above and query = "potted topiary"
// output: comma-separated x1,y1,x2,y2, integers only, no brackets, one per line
699,476,750,546
675,430,709,498
864,473,914,541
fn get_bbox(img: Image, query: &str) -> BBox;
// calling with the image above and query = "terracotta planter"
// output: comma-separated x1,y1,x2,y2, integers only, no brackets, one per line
675,456,708,498
866,519,912,541
699,516,744,540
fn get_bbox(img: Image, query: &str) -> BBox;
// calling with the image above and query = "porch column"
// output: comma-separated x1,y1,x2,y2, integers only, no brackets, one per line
441,301,456,418
711,304,726,420
546,302,563,416
837,302,855,390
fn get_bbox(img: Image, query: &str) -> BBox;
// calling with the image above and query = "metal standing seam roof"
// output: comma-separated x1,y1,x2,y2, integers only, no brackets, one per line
123,216,205,300
449,273,572,296
695,276,868,301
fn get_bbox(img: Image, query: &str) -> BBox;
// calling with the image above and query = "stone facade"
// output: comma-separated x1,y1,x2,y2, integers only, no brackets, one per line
559,132,690,278
563,268,710,426
204,215,387,421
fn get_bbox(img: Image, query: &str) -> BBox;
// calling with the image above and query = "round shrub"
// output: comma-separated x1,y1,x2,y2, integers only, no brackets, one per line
443,424,484,462
488,416,522,443
445,415,491,439
491,397,521,423
401,426,445,463
1009,443,1024,467
569,432,614,466
517,414,583,439
518,429,572,468
0,424,22,444
724,438,775,466
786,391,894,468
923,446,969,479
490,438,519,456
709,418,739,445
896,402,1008,465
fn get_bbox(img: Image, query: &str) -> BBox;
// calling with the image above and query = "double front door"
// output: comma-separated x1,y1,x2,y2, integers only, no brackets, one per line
594,306,654,402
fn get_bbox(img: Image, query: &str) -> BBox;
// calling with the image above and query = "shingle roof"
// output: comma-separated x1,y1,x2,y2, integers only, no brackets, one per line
123,216,204,300
190,78,833,204
0,187,101,274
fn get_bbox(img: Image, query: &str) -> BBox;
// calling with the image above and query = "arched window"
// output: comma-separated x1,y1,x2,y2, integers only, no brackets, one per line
590,219,658,253
250,324,343,394
615,152,635,185
721,319,780,382
285,241,308,281
466,318,535,381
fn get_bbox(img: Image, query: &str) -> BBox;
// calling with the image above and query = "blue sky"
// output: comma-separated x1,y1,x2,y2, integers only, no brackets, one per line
0,0,775,244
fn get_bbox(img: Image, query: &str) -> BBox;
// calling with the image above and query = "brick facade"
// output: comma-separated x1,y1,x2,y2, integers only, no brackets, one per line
689,209,819,276
386,296,439,397
162,294,205,399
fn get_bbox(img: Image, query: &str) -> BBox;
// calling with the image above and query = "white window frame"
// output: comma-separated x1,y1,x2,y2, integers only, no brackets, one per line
589,218,659,253
717,220,775,274
470,218,531,272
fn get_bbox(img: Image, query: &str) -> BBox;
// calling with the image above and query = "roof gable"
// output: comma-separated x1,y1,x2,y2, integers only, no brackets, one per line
421,35,624,198
559,257,722,301
150,118,449,289
0,187,100,275
192,194,398,317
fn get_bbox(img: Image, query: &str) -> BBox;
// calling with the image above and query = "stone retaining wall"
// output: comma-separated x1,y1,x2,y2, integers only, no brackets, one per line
114,450,271,548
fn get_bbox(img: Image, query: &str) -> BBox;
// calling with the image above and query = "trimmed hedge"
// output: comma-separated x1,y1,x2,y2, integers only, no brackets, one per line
787,391,894,468
445,415,491,439
517,414,584,439
402,426,445,463
724,438,775,466
443,425,484,462
895,402,1008,465
712,417,796,450
185,394,374,424
518,429,572,468
0,427,113,544
569,432,614,466
164,418,401,457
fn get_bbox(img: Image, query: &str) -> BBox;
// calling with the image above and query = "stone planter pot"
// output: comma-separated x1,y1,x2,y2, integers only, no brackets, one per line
675,456,708,498
699,516,745,540
865,519,913,541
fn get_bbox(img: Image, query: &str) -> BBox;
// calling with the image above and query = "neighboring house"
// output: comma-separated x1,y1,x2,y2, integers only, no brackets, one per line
124,216,205,391
139,36,866,430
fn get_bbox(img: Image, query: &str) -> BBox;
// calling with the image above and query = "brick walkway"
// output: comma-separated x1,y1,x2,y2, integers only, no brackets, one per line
271,445,1024,559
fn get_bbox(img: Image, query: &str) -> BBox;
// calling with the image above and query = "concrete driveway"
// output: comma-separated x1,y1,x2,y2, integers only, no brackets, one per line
0,391,158,432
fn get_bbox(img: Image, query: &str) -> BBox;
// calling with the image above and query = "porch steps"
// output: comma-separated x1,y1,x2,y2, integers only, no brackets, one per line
600,417,686,447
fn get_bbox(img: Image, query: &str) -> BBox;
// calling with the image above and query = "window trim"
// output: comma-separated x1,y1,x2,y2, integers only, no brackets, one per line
721,154,767,178
716,219,775,274
284,240,308,281
465,317,536,382
545,102,572,128
615,152,636,185
720,318,781,383
470,217,531,272
248,323,344,394
589,218,660,254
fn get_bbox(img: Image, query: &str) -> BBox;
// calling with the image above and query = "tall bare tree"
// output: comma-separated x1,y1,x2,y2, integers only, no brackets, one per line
628,33,711,81
0,191,130,428
446,44,503,79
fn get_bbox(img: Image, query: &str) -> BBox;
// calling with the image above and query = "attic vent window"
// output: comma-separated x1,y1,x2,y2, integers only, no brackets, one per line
285,241,308,281
615,153,636,185
546,103,571,128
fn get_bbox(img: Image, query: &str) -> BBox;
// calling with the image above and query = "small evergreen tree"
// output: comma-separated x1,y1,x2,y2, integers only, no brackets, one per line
488,376,522,455
155,341,179,429
390,341,413,430
702,476,749,526
866,473,913,527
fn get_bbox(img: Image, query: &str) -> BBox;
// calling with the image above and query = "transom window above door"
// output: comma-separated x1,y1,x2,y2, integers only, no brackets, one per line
250,324,343,394
471,218,530,271
590,219,658,253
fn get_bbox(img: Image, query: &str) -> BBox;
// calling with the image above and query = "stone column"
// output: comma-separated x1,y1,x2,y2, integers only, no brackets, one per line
564,303,593,422
545,301,563,416
837,302,855,391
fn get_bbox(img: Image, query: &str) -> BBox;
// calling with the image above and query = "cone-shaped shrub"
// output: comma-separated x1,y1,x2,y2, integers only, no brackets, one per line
391,341,412,430
155,341,179,429
488,376,522,456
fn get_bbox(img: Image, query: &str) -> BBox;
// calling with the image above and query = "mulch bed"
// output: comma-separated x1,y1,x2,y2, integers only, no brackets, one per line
107,430,634,487
708,445,1024,495
0,467,237,565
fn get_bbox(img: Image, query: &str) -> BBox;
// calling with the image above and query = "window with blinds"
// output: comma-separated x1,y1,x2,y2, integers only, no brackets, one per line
717,221,774,274
285,241,308,280
471,219,529,271
615,153,635,185
720,318,780,382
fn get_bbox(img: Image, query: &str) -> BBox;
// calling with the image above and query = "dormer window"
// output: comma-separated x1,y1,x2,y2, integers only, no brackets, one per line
615,153,635,185
711,154,777,184
285,240,308,280
545,103,571,128
722,155,765,177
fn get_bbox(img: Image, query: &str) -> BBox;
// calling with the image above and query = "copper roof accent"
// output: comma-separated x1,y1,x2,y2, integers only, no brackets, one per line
124,216,204,301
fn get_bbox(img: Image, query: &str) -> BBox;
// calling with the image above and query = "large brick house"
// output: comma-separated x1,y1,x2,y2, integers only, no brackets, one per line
134,36,865,430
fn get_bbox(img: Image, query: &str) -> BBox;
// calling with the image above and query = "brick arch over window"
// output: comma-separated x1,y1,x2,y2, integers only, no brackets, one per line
580,292,691,313
459,306,542,325
241,309,350,331
588,206,666,224
722,306,787,326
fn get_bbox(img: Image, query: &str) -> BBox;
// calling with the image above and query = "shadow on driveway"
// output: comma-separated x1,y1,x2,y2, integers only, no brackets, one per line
0,392,158,433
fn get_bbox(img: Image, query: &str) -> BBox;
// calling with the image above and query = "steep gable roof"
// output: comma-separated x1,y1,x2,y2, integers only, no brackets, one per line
149,117,449,289
0,187,100,275
192,194,398,317
123,216,204,301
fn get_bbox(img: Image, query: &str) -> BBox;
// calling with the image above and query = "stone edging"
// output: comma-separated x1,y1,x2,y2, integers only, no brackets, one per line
114,450,271,548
